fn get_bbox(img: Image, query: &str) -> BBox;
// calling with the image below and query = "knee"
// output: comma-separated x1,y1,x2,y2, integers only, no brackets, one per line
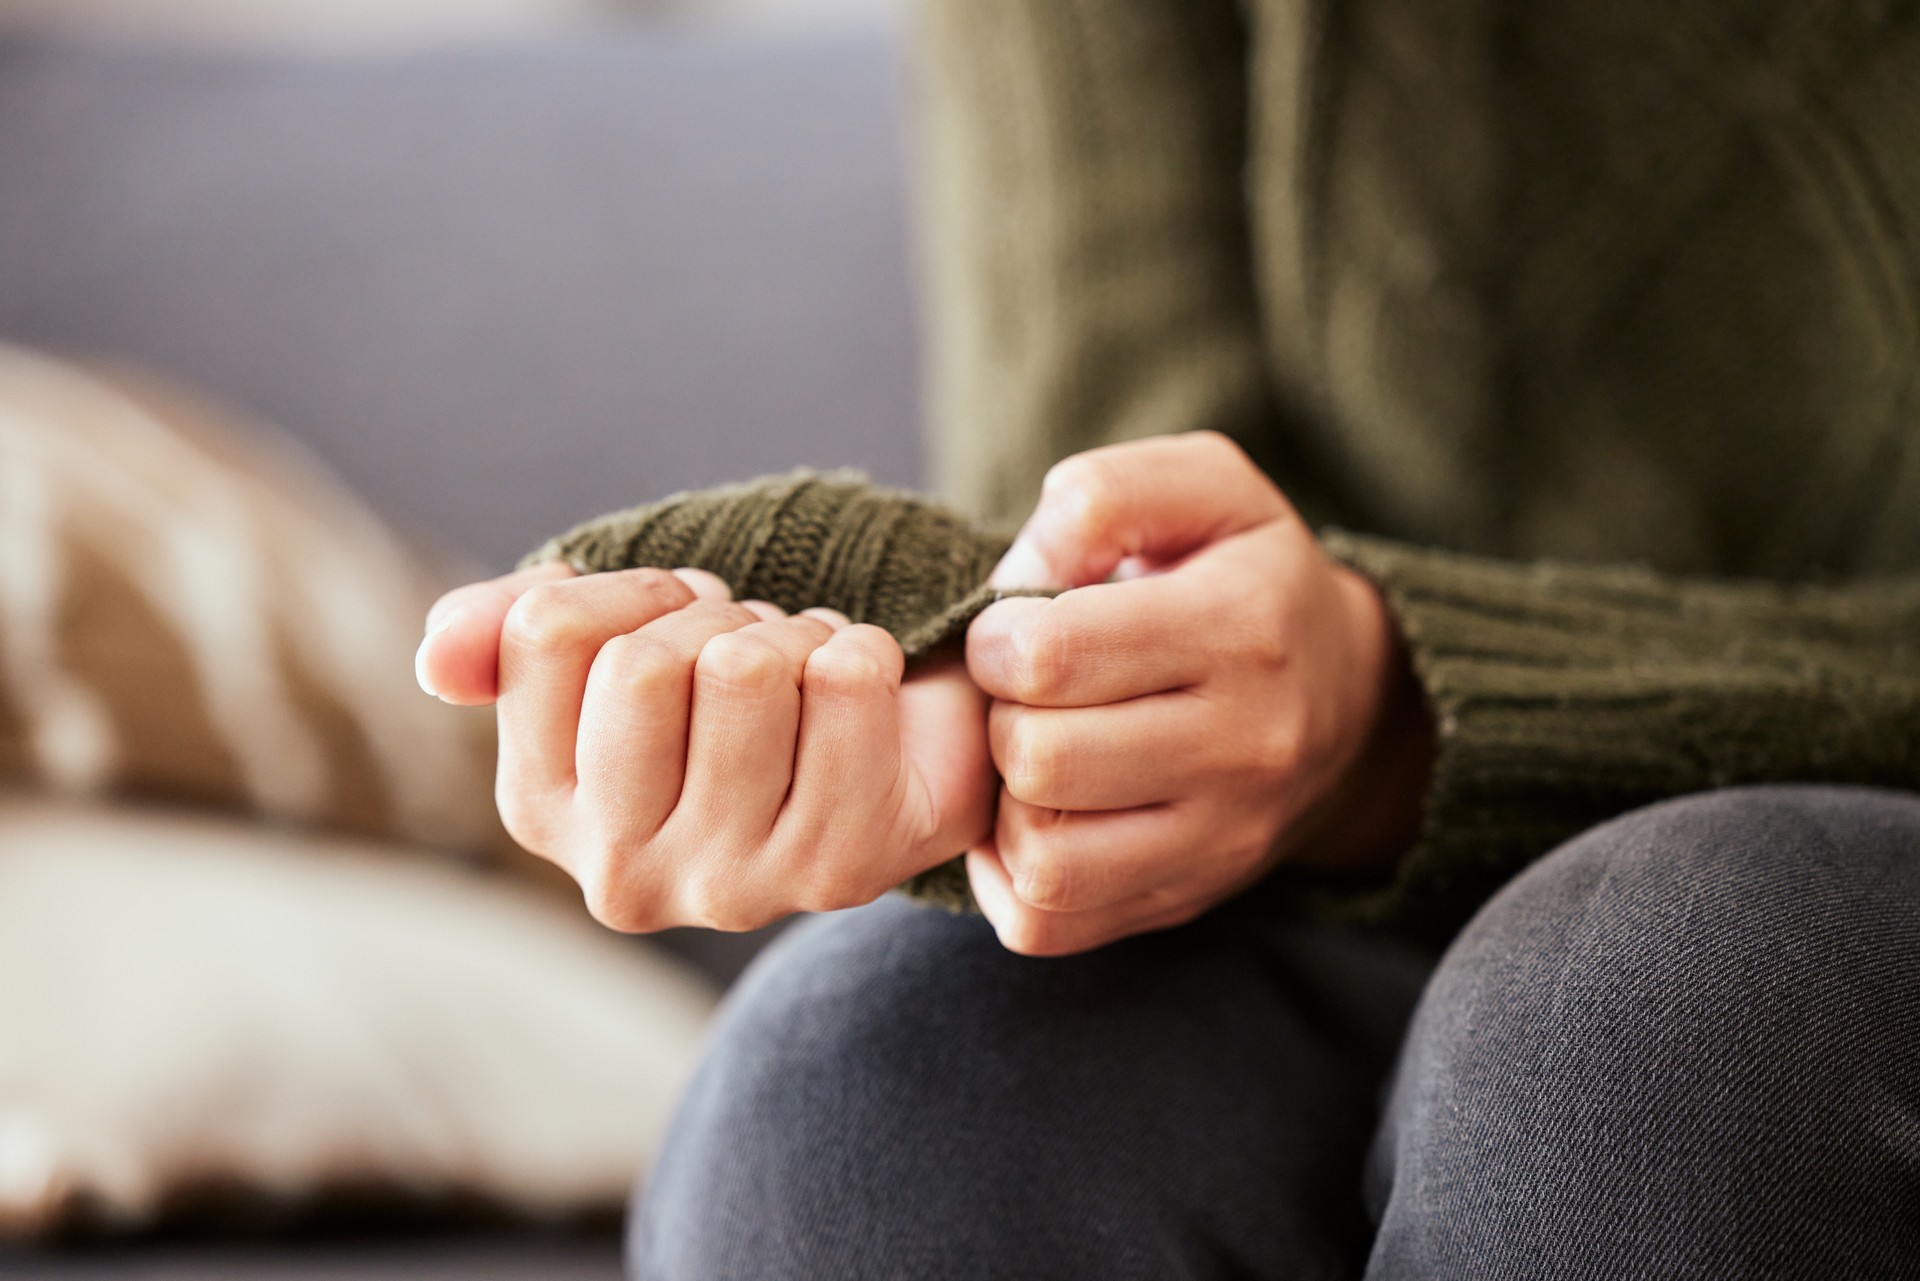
1370,786,1920,1274
1402,784,1920,1111
632,896,1142,1279
666,896,988,1127
1395,787,1920,1092
1435,784,1920,1022
629,889,1392,1280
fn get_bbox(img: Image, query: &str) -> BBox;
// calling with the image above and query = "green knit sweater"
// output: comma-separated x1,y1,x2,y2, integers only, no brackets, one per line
532,0,1920,944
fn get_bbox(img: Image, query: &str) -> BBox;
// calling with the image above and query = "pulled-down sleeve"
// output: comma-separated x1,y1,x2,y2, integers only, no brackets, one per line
1319,532,1920,944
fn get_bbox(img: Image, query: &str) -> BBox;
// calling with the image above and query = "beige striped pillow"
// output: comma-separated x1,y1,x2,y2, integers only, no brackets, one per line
0,343,509,862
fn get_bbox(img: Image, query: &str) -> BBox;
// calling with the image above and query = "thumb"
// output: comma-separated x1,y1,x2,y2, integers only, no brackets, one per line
989,432,1291,589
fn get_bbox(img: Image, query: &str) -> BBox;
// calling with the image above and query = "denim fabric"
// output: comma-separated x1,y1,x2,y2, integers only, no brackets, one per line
630,786,1920,1279
1367,785,1920,1279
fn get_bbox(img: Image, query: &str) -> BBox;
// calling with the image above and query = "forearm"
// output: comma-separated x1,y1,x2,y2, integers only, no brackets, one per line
1320,532,1920,944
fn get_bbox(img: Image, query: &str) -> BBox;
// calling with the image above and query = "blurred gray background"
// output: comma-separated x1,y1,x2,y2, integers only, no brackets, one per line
0,0,922,574
0,1,919,1276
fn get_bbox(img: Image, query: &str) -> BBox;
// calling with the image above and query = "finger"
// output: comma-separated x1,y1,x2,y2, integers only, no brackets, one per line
495,568,702,794
573,600,763,839
975,516,1326,709
967,576,1217,706
671,567,734,603
990,793,1200,912
417,561,574,705
989,432,1291,590
896,656,997,860
676,614,839,839
988,694,1209,811
780,639,994,902
965,844,1198,957
777,624,909,904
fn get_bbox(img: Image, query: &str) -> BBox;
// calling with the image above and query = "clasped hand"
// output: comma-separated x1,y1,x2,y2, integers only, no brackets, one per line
416,434,1429,954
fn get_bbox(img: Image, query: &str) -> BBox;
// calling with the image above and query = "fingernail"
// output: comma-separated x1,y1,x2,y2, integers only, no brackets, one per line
672,567,733,602
799,606,851,629
989,537,1051,589
414,613,453,698
740,599,787,622
967,594,1048,689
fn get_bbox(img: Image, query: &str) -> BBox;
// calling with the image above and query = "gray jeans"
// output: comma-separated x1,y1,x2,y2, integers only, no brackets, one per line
630,786,1920,1279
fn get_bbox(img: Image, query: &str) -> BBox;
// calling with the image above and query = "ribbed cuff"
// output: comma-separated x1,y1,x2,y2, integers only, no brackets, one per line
519,470,1024,660
1316,532,1920,944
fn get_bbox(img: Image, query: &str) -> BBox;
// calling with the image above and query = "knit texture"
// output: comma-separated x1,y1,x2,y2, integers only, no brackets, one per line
521,470,1032,910
526,2,1920,943
1322,533,1920,941
521,470,1024,657
913,0,1920,942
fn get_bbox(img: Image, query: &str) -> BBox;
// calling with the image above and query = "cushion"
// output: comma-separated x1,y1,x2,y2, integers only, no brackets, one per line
0,794,715,1237
0,343,506,859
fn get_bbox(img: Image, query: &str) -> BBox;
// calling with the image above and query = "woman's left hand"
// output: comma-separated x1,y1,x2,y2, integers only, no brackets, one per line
963,432,1433,955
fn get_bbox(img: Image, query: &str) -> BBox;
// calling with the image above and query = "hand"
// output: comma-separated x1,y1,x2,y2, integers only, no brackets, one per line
963,432,1433,956
415,563,996,932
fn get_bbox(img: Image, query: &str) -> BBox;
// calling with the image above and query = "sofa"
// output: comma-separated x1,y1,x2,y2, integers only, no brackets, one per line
0,18,918,1277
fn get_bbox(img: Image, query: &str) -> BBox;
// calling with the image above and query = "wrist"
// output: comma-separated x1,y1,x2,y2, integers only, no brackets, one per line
1288,568,1435,877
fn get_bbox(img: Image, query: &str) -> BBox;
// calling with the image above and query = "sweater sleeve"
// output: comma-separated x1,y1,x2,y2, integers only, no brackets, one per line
1317,531,1920,945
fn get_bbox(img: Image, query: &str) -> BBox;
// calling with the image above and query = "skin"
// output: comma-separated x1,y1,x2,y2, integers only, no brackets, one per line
416,432,1433,955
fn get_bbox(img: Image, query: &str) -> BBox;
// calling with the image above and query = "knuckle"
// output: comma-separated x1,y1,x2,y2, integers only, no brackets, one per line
1191,429,1251,472
784,613,838,645
1005,611,1071,702
1045,454,1126,539
675,874,763,934
502,582,596,654
1231,593,1291,667
1000,717,1068,805
1011,851,1075,912
805,642,889,697
595,633,678,697
681,600,762,635
697,631,785,693
1253,721,1306,783
667,872,716,930
578,864,653,934
623,566,692,607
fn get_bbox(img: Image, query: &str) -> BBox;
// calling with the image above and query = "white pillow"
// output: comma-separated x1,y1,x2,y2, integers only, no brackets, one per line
0,795,716,1237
